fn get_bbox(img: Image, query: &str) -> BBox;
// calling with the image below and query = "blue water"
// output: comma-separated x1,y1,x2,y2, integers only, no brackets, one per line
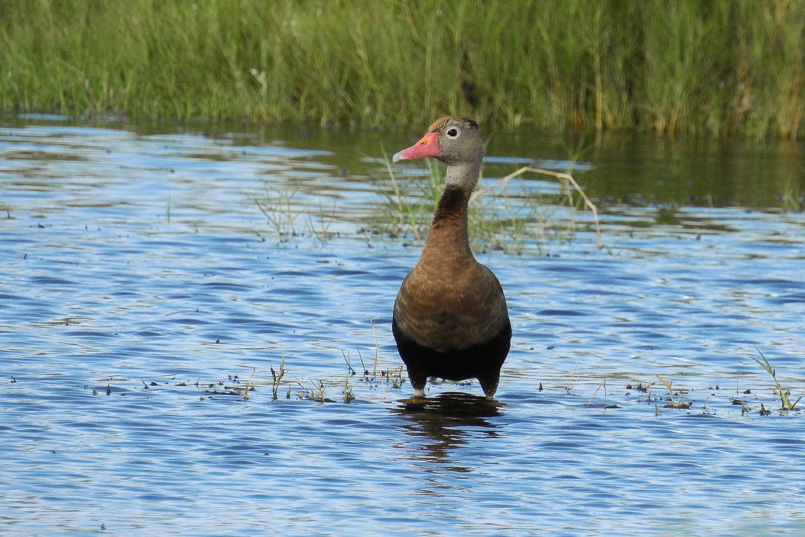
1,121,805,535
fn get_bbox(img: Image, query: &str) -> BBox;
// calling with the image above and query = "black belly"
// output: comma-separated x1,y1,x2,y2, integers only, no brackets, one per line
392,316,511,384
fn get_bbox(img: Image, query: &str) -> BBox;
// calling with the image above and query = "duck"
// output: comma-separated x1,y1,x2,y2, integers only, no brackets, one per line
391,116,511,400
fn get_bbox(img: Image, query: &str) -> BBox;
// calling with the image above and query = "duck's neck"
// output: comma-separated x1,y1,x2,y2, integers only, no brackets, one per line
421,183,473,262
421,161,481,261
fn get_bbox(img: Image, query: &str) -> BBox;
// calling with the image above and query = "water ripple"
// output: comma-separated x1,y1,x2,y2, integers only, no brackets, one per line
1,122,805,536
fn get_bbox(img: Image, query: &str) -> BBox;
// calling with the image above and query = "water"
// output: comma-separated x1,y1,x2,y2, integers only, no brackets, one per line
1,117,805,536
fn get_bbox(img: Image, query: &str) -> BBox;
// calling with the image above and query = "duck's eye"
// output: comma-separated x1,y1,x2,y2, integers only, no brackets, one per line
446,127,460,139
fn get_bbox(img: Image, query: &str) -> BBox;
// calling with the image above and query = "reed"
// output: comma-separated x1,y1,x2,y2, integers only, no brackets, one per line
1,0,803,138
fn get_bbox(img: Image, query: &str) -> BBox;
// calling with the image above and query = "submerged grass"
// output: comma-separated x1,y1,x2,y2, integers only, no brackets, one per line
1,0,803,138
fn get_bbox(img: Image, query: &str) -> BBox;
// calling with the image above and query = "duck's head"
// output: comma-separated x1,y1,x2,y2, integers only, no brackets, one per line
393,116,483,168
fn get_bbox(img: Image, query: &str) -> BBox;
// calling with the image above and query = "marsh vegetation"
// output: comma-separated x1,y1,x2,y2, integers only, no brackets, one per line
2,0,803,138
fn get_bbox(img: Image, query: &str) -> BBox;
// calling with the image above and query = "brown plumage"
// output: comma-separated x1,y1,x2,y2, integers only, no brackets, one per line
391,117,511,400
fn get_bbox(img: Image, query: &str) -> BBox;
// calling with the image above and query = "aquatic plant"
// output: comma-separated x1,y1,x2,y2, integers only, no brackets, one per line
472,166,604,250
342,350,357,377
780,179,802,213
379,149,442,242
377,155,603,254
234,369,256,401
565,361,580,394
587,379,620,410
382,366,406,391
253,182,339,245
297,379,331,403
751,348,801,411
306,198,338,244
342,378,356,404
253,183,298,241
655,375,692,409
271,354,286,401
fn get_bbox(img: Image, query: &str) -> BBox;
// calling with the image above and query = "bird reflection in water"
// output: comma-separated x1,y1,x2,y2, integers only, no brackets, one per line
392,392,504,469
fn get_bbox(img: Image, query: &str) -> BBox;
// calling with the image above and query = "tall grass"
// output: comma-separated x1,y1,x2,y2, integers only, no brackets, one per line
1,0,803,138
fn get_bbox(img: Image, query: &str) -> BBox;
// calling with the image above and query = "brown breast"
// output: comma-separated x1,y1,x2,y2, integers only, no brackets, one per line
394,260,508,352
393,193,509,351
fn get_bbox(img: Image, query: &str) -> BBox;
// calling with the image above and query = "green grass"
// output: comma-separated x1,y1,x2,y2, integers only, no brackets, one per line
3,0,802,138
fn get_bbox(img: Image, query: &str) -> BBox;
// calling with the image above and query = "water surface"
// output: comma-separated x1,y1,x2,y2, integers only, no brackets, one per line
1,118,805,535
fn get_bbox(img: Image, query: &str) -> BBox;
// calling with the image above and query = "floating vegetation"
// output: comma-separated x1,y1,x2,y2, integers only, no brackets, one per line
587,379,619,409
200,375,256,400
297,379,332,403
78,364,805,417
732,388,754,416
306,198,338,245
76,340,803,417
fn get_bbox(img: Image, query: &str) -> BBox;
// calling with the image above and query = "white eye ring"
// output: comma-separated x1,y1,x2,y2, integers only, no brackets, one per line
445,127,460,139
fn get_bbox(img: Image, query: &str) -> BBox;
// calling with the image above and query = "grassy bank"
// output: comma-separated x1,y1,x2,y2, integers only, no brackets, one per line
1,0,803,138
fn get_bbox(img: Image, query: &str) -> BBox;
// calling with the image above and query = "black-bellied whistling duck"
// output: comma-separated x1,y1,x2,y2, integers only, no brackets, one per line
391,117,511,400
